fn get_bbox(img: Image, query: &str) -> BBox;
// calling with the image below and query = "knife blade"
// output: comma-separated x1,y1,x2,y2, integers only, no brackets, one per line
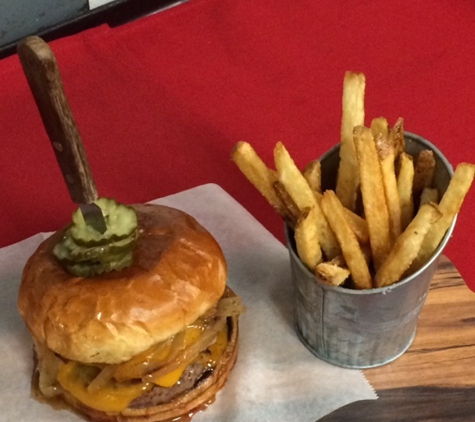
17,36,107,234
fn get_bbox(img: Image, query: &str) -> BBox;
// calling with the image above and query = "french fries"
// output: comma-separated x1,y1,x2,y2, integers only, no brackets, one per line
370,117,389,140
273,180,300,227
412,163,475,269
231,142,287,217
354,126,391,270
303,160,322,194
389,117,405,158
413,150,436,194
274,142,341,259
374,204,442,287
342,207,370,244
295,207,323,271
336,71,365,211
321,190,372,289
274,142,316,211
314,190,369,244
420,187,439,207
274,180,300,228
232,72,474,291
397,153,415,231
375,129,402,243
316,261,350,287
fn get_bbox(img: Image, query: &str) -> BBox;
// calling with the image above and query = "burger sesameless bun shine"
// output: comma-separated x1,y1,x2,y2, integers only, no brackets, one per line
18,204,241,422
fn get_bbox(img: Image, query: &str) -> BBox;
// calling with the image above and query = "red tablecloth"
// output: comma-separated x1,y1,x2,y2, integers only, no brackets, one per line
1,0,475,290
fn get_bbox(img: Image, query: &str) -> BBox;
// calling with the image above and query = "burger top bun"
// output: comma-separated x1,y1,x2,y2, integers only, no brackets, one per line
18,204,227,365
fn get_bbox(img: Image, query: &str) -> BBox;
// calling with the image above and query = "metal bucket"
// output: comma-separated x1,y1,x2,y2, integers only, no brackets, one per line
287,132,455,368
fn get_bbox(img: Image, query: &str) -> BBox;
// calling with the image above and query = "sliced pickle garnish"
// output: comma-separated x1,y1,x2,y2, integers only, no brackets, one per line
64,252,134,278
70,198,138,247
62,230,138,262
53,198,138,277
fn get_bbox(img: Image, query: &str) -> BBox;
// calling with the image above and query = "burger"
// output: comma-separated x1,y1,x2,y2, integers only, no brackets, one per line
18,201,242,421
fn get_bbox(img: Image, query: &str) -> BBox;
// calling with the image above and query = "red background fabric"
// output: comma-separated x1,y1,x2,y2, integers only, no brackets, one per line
1,0,475,290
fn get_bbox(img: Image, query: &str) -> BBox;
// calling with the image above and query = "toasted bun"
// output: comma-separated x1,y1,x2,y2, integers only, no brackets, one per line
59,315,239,422
18,204,227,364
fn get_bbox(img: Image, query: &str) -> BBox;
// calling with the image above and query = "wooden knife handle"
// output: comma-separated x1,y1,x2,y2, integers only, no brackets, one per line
17,36,97,204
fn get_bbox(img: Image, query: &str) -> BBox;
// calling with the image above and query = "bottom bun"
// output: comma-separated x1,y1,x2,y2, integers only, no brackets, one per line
58,316,238,422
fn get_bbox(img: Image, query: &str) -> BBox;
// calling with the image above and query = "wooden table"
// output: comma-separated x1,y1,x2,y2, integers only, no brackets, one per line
319,256,475,422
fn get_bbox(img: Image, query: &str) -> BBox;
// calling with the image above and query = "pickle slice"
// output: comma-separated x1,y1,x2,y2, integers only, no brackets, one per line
53,198,139,277
53,237,75,264
70,198,138,246
62,231,138,262
65,252,134,277
54,238,135,265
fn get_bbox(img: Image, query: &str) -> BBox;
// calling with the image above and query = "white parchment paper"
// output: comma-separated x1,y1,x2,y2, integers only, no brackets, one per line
0,184,377,422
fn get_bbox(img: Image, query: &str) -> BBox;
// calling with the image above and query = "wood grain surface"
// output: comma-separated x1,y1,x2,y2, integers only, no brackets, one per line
318,255,475,422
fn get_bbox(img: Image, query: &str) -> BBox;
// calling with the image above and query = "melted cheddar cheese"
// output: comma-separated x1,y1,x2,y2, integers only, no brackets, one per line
56,322,229,412
57,362,152,412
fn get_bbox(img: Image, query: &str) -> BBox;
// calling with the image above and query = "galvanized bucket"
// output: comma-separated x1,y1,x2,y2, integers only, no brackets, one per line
287,132,455,368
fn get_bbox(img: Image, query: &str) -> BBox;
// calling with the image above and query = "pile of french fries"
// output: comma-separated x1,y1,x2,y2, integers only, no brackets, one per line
232,72,475,289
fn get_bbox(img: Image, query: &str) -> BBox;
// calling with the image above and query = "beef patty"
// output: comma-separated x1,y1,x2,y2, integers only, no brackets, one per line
129,362,211,409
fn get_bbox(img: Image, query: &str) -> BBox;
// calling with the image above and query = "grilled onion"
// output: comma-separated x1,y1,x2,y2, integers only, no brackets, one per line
38,347,62,398
87,364,117,394
113,337,174,382
144,316,227,384
216,296,245,317
111,295,243,383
